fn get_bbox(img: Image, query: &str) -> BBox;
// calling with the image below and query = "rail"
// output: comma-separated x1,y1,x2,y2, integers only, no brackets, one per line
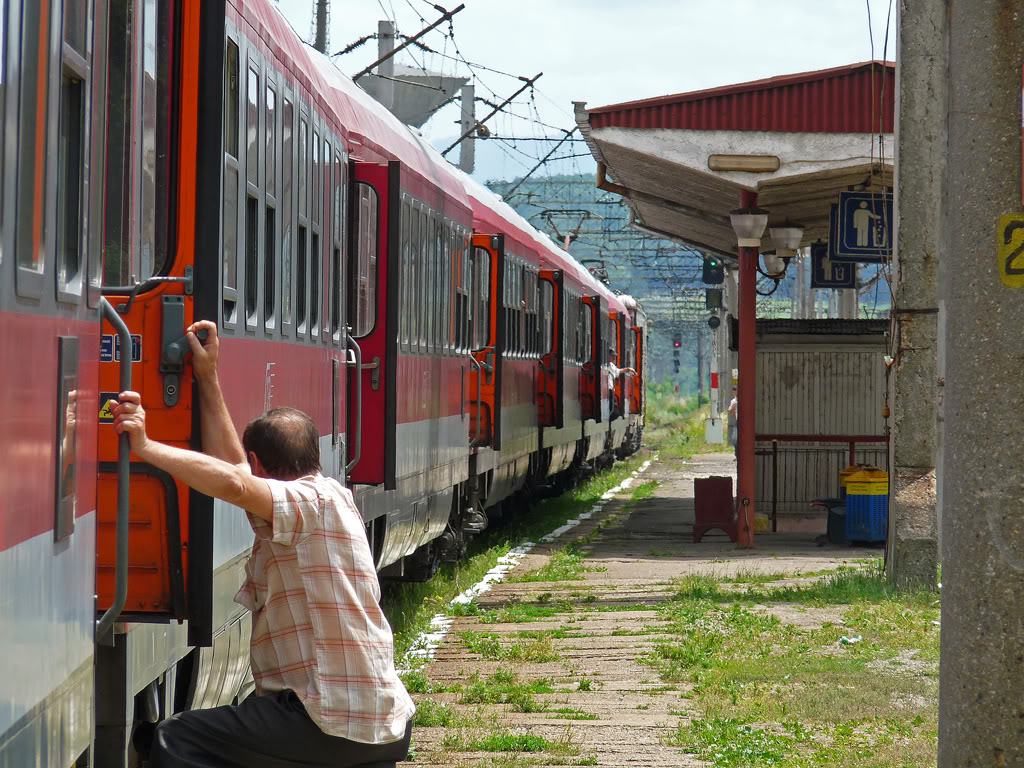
345,329,363,476
96,298,132,641
754,434,888,532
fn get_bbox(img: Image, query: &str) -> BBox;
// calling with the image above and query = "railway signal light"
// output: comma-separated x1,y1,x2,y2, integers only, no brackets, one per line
702,256,724,285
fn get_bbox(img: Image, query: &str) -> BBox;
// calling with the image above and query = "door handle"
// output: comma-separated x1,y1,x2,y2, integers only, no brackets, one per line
97,298,132,642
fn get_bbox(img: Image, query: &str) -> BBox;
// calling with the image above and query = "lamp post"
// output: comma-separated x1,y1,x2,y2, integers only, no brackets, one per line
729,196,769,548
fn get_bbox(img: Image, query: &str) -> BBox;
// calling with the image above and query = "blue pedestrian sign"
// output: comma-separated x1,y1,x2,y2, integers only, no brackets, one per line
810,241,856,289
832,190,893,263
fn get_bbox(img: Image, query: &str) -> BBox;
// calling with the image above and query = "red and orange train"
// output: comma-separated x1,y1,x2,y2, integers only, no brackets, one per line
0,0,646,765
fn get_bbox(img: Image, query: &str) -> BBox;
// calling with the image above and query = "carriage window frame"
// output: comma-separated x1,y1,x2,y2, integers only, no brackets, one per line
56,40,90,303
263,77,278,333
353,181,379,338
399,196,411,348
332,147,345,344
280,91,293,335
242,60,260,330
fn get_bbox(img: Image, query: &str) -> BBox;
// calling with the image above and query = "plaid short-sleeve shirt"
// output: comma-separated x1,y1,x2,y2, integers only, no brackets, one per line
234,472,414,743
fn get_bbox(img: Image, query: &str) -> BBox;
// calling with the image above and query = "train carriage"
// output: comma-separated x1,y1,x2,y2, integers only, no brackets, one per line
0,0,647,764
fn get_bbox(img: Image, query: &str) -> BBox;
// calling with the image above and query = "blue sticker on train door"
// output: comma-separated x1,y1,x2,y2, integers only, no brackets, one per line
100,334,142,362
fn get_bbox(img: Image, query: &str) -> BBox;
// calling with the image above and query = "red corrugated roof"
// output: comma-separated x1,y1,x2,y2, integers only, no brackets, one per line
589,61,894,134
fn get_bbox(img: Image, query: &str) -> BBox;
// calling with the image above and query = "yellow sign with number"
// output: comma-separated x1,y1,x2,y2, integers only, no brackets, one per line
998,214,1024,288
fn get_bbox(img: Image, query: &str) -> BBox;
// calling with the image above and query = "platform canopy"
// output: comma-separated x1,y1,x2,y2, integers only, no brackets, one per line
575,61,895,262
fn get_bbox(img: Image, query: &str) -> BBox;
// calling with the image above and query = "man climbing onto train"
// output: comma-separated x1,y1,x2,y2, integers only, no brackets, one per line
110,320,415,768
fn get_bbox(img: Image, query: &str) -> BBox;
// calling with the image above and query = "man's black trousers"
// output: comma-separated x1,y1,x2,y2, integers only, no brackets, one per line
149,690,412,768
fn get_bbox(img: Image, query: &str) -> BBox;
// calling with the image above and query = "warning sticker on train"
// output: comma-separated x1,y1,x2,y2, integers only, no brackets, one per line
98,392,119,424
100,334,142,363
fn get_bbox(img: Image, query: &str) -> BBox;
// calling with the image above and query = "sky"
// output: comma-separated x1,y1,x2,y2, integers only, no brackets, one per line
274,0,898,181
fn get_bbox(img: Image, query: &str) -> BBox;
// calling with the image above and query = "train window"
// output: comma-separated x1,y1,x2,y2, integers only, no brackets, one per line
265,85,276,198
408,204,419,349
281,96,293,329
297,225,307,332
245,196,258,324
444,224,454,352
583,306,592,364
57,50,87,300
246,66,258,186
311,231,320,337
321,138,330,342
399,198,410,346
299,117,307,217
472,247,490,351
264,208,276,329
541,280,553,356
334,150,345,342
224,40,239,159
103,0,174,289
312,130,320,223
354,183,378,337
418,208,427,348
425,216,435,352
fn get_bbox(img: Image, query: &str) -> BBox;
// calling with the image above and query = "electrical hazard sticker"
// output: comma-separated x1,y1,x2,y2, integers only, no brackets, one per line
98,392,119,424
998,214,1024,288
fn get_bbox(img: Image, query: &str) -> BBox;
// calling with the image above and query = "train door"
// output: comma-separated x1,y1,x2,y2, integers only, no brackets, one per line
467,234,505,448
347,161,398,488
580,295,602,422
96,0,195,625
537,269,562,427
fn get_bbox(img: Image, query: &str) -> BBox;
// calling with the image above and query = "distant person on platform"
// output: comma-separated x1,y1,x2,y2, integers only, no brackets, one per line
111,320,414,768
727,385,738,454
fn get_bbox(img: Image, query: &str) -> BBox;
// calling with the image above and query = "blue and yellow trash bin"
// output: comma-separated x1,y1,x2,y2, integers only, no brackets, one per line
845,468,888,542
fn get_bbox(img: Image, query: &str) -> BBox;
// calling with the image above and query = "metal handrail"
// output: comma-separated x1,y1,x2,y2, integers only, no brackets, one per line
97,298,132,641
345,329,363,475
464,351,485,446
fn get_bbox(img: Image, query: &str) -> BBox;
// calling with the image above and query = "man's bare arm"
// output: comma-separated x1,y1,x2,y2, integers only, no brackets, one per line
112,391,272,520
186,321,246,466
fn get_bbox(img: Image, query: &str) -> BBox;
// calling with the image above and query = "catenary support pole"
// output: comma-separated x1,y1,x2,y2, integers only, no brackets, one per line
887,0,943,591
736,189,757,548
940,1,1024,763
459,83,475,174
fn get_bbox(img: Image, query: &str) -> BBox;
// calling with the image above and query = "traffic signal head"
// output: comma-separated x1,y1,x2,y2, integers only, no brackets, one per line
702,256,724,285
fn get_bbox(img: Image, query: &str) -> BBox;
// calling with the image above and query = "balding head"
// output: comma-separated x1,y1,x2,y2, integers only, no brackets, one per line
242,407,321,480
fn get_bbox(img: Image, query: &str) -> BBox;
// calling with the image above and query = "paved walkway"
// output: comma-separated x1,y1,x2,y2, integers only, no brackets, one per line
404,452,868,767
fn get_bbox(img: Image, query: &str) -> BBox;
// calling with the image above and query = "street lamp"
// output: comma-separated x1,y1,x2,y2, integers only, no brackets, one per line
729,207,770,247
761,223,806,279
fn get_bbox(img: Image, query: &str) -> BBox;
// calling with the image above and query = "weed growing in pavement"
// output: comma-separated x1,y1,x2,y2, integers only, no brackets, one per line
458,629,560,663
666,717,801,767
650,565,940,766
412,699,485,728
383,453,647,661
630,479,659,500
441,728,582,757
458,669,555,710
549,706,599,720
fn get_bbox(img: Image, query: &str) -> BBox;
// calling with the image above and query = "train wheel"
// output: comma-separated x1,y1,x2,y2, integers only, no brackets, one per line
403,541,442,582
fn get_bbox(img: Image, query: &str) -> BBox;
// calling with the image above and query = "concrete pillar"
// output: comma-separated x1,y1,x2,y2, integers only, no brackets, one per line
941,0,1024,761
459,84,475,174
887,0,943,591
375,21,395,111
697,328,707,403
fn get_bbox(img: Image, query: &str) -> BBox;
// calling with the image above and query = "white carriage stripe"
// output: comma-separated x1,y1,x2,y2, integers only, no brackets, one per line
0,512,95,737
